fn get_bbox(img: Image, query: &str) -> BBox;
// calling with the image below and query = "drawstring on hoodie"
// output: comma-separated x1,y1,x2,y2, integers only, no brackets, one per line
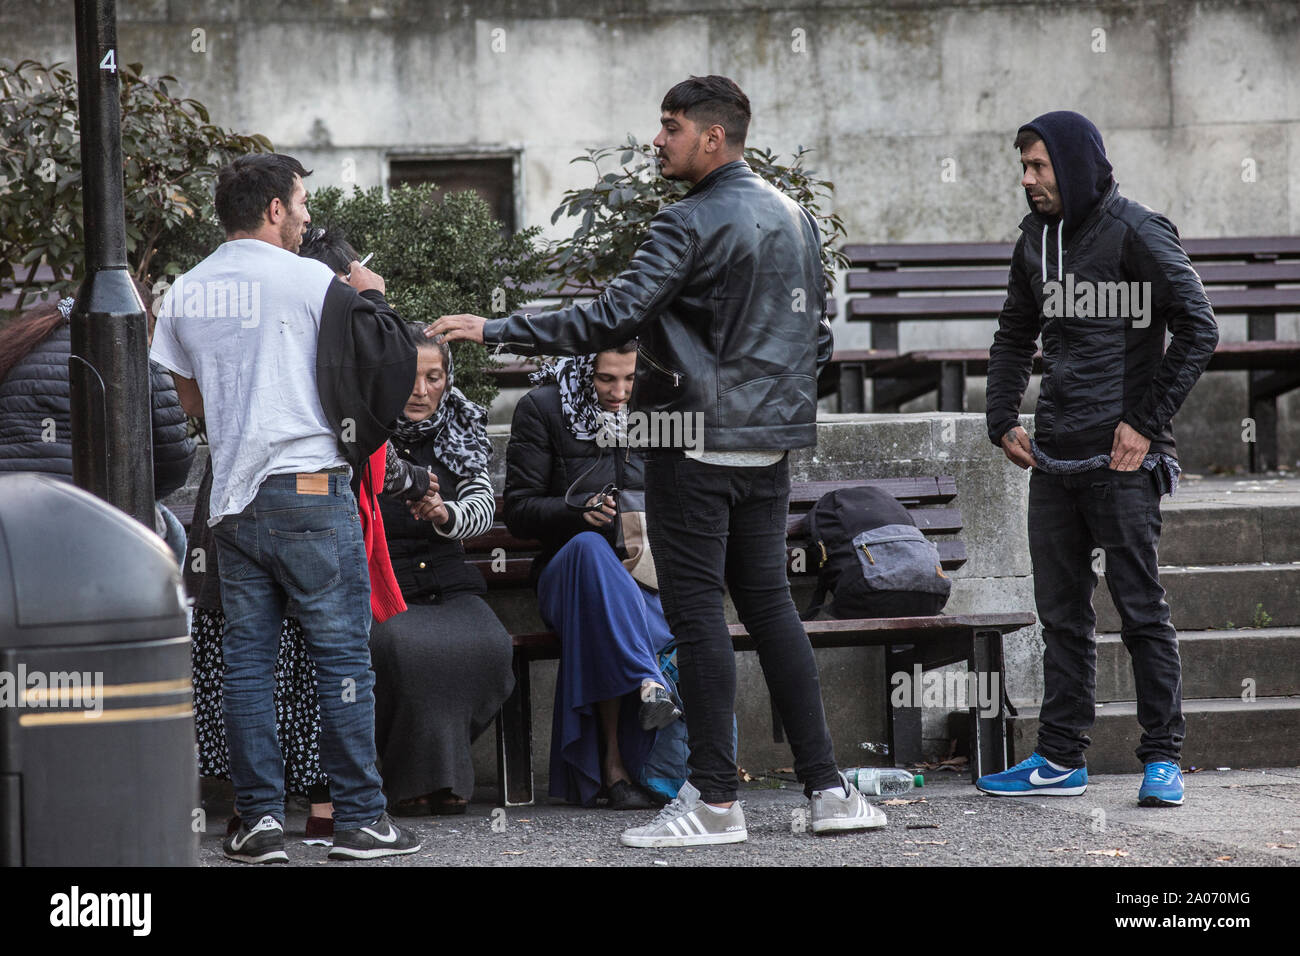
1040,222,1064,283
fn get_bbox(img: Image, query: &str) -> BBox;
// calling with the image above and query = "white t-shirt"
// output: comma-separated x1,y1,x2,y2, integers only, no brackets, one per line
149,239,347,526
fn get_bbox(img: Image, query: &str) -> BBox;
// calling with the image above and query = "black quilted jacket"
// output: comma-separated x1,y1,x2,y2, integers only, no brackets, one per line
0,321,196,497
503,383,646,586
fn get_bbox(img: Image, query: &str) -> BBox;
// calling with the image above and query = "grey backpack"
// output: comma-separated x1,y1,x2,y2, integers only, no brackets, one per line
803,487,952,620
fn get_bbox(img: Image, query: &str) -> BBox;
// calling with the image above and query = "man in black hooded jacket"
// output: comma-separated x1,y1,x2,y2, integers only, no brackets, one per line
980,111,1218,807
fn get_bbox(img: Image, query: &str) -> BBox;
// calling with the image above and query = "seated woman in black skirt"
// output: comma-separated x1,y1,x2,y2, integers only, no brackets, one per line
370,329,515,816
505,344,682,810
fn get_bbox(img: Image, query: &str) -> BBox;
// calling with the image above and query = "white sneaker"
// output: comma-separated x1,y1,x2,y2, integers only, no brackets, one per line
620,782,748,848
810,773,888,834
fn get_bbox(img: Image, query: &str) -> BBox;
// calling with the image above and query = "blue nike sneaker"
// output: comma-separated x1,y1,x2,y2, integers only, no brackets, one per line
1138,760,1184,807
976,752,1088,796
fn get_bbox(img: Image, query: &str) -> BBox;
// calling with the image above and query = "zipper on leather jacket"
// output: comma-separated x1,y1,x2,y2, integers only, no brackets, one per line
637,348,682,387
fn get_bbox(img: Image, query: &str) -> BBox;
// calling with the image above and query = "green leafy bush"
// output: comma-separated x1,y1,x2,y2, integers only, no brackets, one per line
308,183,549,407
0,58,270,313
550,135,848,292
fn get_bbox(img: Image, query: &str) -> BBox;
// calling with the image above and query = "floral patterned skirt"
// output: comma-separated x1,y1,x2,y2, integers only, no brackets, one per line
190,607,328,795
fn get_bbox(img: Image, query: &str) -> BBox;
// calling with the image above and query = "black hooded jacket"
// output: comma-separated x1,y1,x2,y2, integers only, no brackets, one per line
986,111,1219,460
315,282,418,473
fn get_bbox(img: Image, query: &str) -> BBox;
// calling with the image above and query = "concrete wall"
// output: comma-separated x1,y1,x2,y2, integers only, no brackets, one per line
5,1,1298,471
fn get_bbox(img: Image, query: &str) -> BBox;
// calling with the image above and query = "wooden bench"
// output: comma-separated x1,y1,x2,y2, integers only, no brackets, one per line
840,237,1300,471
464,476,1035,806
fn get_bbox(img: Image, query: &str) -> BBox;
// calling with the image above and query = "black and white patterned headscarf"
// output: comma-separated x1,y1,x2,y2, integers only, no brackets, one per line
528,355,618,442
391,346,491,480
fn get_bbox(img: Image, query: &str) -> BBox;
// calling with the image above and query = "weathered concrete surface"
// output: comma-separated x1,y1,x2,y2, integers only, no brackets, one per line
1096,629,1300,702
4,1,1298,472
196,768,1300,867
1094,564,1300,633
1011,698,1300,773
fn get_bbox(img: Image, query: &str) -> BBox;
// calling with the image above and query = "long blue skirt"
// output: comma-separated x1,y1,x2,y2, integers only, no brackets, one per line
538,532,674,806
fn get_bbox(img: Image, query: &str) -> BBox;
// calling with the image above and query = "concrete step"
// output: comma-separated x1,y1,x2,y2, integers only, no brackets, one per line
1093,563,1300,632
1095,628,1300,702
1159,499,1300,566
1008,696,1300,773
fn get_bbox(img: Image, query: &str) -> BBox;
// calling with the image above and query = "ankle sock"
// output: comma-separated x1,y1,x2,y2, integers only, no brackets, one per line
1044,758,1074,772
702,802,733,814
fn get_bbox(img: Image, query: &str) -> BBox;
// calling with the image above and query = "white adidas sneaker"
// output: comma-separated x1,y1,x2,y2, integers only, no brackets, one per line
620,781,748,848
810,773,888,834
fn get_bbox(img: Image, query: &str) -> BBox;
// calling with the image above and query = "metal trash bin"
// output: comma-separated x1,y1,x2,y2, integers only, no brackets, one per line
0,473,197,865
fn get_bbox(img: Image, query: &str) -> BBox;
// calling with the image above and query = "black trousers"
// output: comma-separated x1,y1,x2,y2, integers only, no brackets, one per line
1028,467,1185,767
644,451,840,802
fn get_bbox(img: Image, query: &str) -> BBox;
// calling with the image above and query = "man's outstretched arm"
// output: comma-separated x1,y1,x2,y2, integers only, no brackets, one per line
430,206,697,352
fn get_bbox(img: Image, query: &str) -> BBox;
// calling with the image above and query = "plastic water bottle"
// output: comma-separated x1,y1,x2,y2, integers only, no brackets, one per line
842,768,924,795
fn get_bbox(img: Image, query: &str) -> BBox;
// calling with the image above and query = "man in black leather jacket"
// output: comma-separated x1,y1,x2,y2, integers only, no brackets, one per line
433,75,882,845
979,111,1218,808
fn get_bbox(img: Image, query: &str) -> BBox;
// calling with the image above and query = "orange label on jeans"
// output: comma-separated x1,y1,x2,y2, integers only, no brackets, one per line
296,473,329,495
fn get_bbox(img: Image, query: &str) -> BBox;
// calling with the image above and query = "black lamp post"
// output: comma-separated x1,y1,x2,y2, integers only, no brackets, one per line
69,0,154,527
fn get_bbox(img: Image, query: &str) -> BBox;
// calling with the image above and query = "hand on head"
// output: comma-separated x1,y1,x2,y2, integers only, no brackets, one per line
428,313,487,345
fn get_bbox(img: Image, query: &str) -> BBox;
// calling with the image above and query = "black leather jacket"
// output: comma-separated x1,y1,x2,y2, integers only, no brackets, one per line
986,183,1219,459
483,160,833,451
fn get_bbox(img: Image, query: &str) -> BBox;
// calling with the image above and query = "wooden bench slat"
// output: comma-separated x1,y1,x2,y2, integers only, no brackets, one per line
510,611,1035,659
843,236,1300,269
847,287,1300,322
846,261,1300,294
468,539,968,581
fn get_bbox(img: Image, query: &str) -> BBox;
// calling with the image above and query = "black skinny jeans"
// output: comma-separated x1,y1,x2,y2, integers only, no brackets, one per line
644,451,840,802
1028,466,1185,767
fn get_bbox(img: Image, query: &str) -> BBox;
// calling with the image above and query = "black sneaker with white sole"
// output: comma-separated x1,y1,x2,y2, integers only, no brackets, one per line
223,814,289,864
327,812,422,861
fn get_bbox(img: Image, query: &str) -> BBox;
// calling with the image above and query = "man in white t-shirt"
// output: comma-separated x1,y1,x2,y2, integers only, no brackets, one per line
151,153,419,862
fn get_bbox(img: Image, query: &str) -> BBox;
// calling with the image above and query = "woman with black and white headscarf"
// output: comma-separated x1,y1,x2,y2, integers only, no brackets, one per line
369,327,514,815
504,343,684,811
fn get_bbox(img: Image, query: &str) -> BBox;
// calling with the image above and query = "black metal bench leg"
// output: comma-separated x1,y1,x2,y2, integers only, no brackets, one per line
496,653,534,807
967,629,1007,784
885,645,923,766
838,363,865,414
937,361,967,412
1248,314,1278,473
871,320,901,414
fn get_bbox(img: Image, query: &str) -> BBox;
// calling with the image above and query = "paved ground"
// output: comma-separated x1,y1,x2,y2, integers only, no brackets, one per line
1171,473,1300,506
199,767,1300,867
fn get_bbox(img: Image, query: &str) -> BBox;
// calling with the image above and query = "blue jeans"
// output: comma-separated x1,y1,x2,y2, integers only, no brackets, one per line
1028,467,1184,767
212,471,386,828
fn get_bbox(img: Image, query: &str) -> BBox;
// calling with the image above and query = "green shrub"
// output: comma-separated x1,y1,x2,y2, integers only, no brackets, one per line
550,135,848,292
0,58,270,313
307,183,549,408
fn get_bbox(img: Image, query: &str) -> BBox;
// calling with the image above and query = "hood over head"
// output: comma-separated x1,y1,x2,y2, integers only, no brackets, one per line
1018,110,1114,243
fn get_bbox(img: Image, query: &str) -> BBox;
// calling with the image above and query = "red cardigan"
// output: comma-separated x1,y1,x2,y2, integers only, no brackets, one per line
358,445,407,623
